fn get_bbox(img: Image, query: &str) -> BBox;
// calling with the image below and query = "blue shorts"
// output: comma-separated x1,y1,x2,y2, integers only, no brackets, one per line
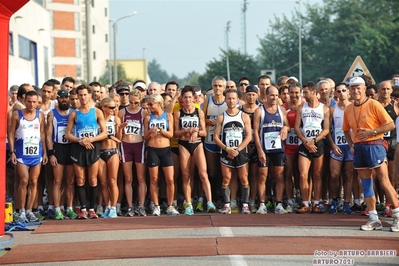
330,145,353,162
204,143,221,153
16,156,42,167
353,143,386,169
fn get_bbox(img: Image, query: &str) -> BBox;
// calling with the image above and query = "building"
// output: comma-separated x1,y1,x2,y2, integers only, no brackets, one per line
8,0,110,88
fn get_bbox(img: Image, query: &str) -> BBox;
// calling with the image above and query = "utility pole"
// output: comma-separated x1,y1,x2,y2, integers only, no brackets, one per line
225,21,231,81
297,0,302,84
85,0,91,82
242,0,248,55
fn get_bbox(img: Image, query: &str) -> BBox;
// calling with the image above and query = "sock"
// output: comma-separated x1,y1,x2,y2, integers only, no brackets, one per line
313,200,319,205
198,197,203,203
38,205,44,211
224,203,230,207
60,206,65,211
241,185,250,204
76,186,86,209
67,207,73,211
116,203,121,209
173,200,177,206
355,199,360,205
55,207,61,212
288,198,295,205
89,186,98,209
26,209,32,214
222,186,231,203
48,205,54,210
369,210,378,220
303,201,309,207
19,208,25,214
243,203,248,207
276,202,282,207
392,207,399,217
111,206,116,211
260,202,265,207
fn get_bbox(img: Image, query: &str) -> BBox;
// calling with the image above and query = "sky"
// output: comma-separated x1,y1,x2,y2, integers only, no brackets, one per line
109,0,321,78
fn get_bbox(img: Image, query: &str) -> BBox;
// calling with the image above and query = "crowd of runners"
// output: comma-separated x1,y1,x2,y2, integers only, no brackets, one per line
5,73,399,232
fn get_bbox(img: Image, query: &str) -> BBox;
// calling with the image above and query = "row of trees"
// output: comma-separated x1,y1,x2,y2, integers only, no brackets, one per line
101,0,399,90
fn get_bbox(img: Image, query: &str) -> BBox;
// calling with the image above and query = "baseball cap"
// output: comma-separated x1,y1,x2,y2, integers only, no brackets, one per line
116,84,130,93
287,76,299,83
134,82,147,91
245,85,259,93
349,77,365,86
57,89,69,98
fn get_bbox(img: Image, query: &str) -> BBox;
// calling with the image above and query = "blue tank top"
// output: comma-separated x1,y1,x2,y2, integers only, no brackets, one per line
52,108,72,144
75,107,98,139
260,105,284,153
149,112,168,130
15,110,42,159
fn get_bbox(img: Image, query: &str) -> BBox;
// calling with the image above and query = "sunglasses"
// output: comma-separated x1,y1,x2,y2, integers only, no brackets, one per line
106,106,116,110
226,86,235,89
336,89,347,94
119,92,129,96
129,101,140,105
147,102,157,107
239,83,249,86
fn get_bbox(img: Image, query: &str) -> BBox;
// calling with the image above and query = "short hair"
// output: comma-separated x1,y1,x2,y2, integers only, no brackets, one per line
166,81,179,90
278,85,289,95
129,89,142,98
26,90,38,98
69,88,78,96
303,81,317,91
181,85,195,97
392,85,399,98
266,85,278,95
100,97,114,109
76,84,91,94
225,88,238,97
89,81,101,87
316,77,327,83
9,85,19,92
288,82,302,90
335,82,347,89
258,75,271,83
48,78,60,85
277,76,288,87
42,80,55,89
360,74,373,86
61,77,75,85
141,96,149,104
149,94,164,110
211,76,226,87
161,92,172,100
317,80,329,89
17,84,30,99
239,76,251,84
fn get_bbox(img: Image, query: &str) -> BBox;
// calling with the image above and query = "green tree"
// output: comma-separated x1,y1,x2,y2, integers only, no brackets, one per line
198,49,260,90
148,59,169,84
98,63,128,85
258,0,399,83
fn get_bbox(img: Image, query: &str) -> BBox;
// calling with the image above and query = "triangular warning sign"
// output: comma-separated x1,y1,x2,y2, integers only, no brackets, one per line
344,56,375,84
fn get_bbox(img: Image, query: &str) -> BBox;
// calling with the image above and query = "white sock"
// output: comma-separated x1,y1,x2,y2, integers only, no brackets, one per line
198,197,203,203
48,205,54,210
354,199,360,205
369,210,378,220
303,201,309,207
55,207,61,212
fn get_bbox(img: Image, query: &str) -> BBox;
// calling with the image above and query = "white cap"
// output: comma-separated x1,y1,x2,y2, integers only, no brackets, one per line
134,82,147,91
349,77,365,86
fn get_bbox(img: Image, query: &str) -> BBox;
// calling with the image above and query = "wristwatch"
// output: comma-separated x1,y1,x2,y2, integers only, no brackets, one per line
372,130,377,136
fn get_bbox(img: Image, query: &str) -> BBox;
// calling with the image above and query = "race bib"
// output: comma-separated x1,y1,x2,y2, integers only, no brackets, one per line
334,128,347,145
206,127,215,143
286,128,299,145
181,116,199,128
23,138,39,156
264,131,282,150
226,131,242,147
57,126,70,144
106,122,115,136
125,121,141,135
77,128,96,139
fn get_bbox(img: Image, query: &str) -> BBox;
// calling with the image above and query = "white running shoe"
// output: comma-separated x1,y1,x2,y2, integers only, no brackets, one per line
274,204,288,214
152,205,161,216
360,218,383,231
167,205,179,216
256,205,268,214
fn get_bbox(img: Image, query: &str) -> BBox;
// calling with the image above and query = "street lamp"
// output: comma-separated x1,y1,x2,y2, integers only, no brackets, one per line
108,19,113,84
225,21,231,81
113,11,137,83
297,0,302,84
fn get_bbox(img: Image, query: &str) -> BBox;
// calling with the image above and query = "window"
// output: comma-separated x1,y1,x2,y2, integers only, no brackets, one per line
44,46,49,81
93,51,96,60
75,39,81,58
9,32,13,55
104,8,107,17
19,35,31,60
74,0,79,4
52,64,55,78
77,65,82,77
105,34,108,42
33,0,44,6
51,37,54,57
92,25,95,34
74,12,80,31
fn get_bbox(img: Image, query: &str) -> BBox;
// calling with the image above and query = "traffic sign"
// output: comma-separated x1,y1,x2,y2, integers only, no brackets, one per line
344,56,375,84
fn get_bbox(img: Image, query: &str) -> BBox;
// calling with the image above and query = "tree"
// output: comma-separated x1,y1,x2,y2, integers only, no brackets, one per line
148,59,169,84
258,0,399,83
98,63,128,85
198,49,260,90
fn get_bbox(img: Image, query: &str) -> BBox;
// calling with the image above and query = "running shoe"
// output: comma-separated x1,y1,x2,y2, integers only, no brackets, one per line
78,210,88,219
47,208,55,219
285,204,294,213
184,204,194,215
391,217,399,232
26,212,39,222
274,204,288,214
360,218,383,231
137,206,147,217
108,208,118,218
207,201,216,213
265,200,274,211
161,201,169,212
296,203,310,213
125,207,134,217
343,203,352,214
55,210,65,220
65,209,78,219
18,212,28,223
312,204,321,213
74,207,81,216
337,200,343,212
230,200,239,214
361,208,369,216
116,205,123,216
383,207,393,218
88,209,98,219
328,200,338,214
149,202,155,212
167,205,180,216
319,202,326,213
242,205,251,214
350,203,362,212
249,200,257,213
101,207,110,218
152,205,161,216
34,211,46,221
376,203,384,213
96,205,104,216
196,201,204,212
221,205,231,214
256,205,268,214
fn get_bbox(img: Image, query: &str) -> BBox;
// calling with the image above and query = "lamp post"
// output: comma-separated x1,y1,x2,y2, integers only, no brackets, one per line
225,21,231,81
108,19,113,84
297,0,302,84
113,11,137,83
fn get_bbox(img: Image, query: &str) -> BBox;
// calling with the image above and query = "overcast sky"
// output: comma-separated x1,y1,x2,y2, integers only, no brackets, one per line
109,0,320,78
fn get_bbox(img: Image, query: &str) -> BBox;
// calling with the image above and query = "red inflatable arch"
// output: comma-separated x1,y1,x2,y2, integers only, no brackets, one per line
0,0,29,237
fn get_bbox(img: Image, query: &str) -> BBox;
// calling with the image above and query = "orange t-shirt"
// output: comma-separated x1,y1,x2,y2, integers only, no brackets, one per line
342,99,393,143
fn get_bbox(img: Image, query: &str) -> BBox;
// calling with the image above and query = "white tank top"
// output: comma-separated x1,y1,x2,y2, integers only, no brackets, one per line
301,102,324,141
205,96,226,144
